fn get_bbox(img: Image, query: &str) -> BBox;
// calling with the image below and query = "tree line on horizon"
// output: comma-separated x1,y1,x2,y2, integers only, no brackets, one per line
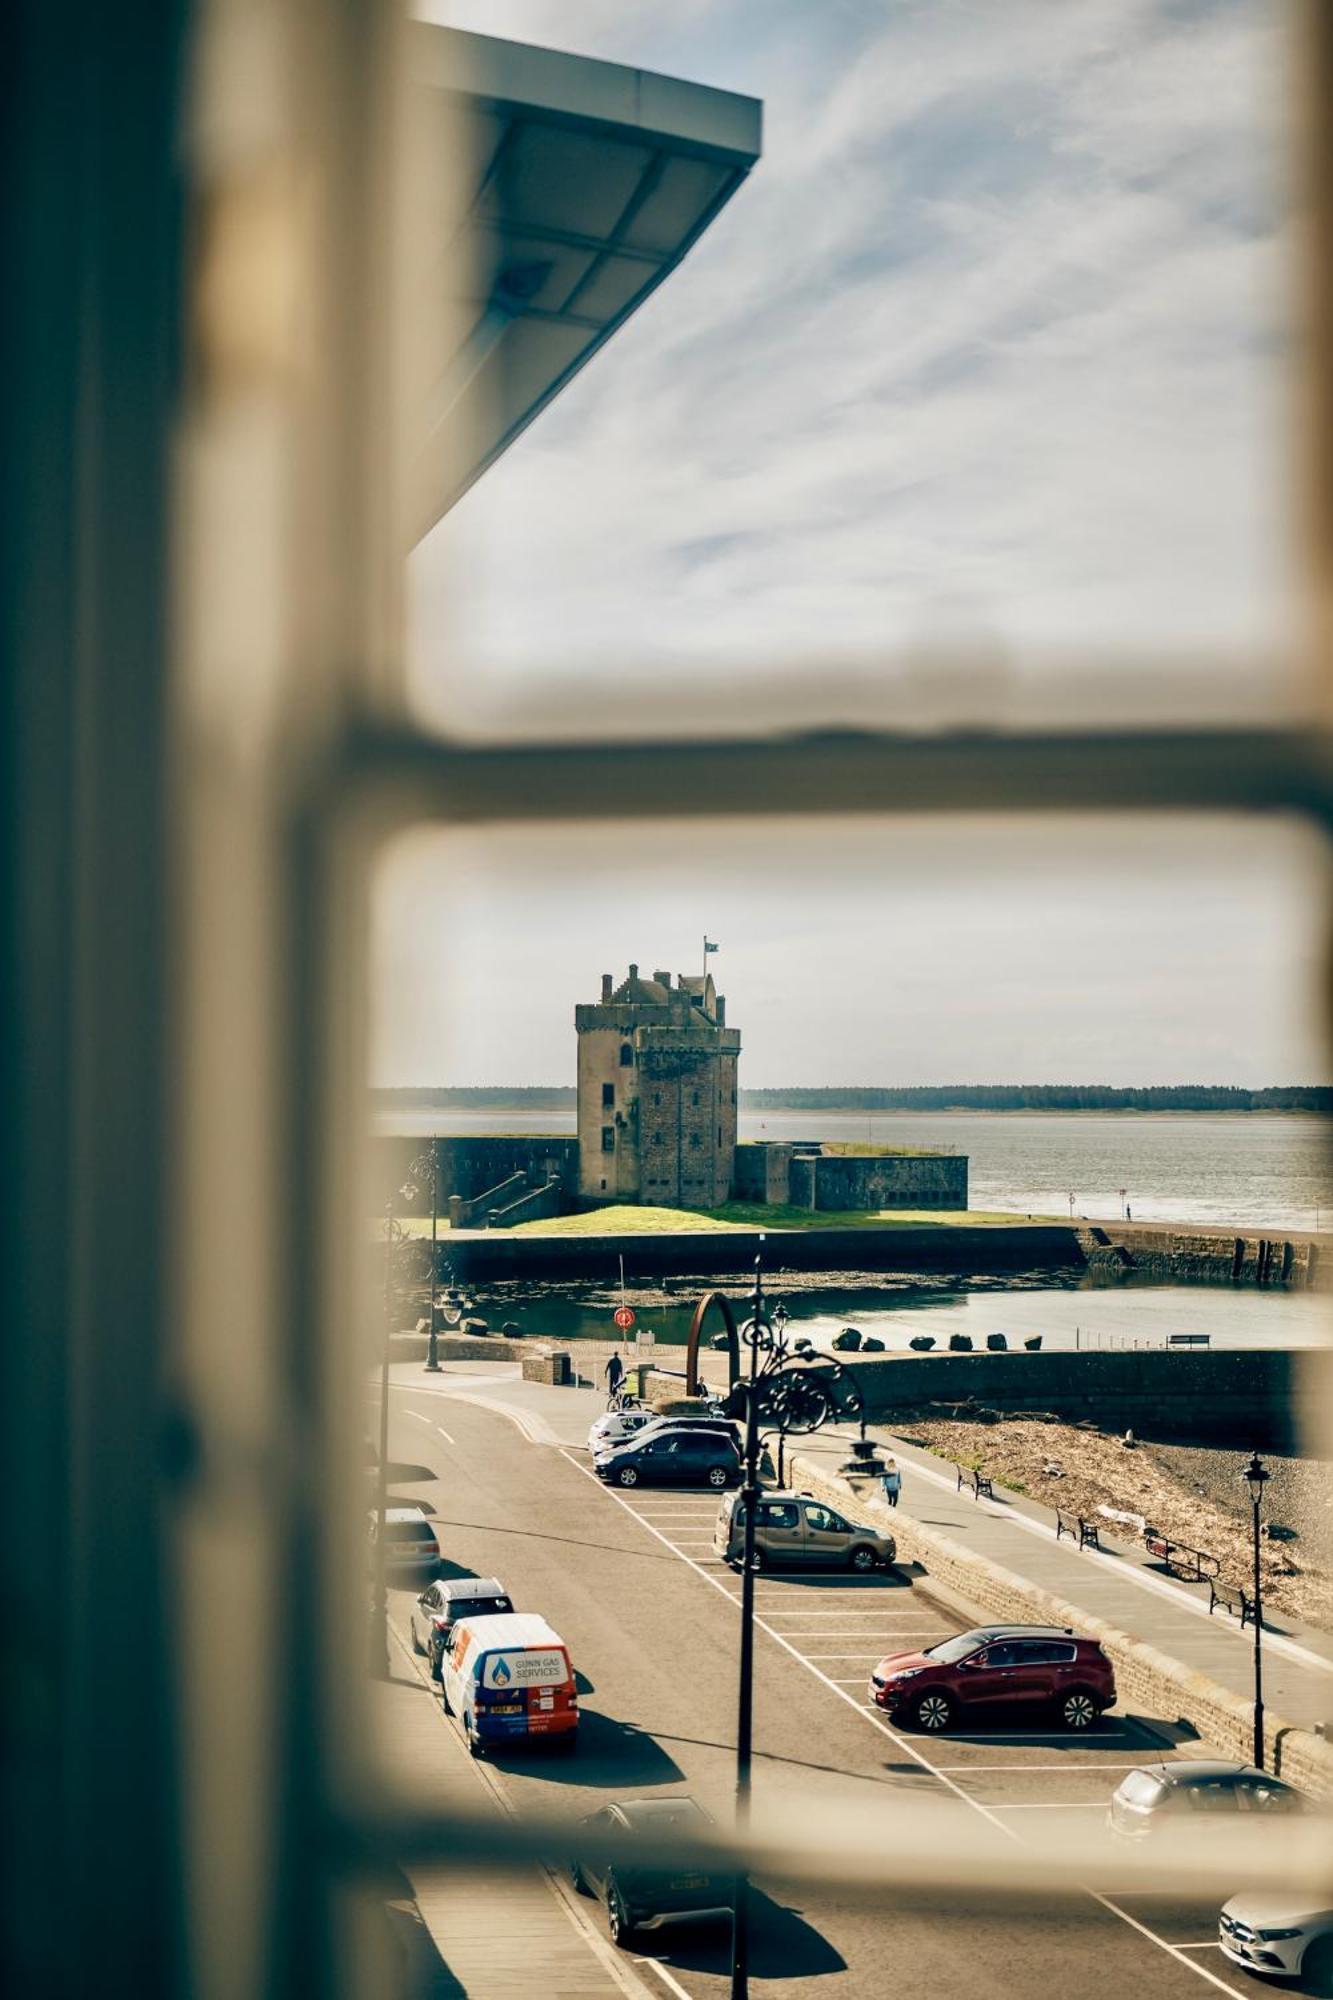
374,1083,1333,1112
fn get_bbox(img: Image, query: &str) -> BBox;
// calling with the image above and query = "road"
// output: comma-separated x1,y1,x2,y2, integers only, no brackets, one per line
372,1375,1288,2000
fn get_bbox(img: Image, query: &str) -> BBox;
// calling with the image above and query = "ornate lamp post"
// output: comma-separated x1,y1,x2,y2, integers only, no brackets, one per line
1244,1452,1269,1768
727,1249,791,2000
405,1142,442,1373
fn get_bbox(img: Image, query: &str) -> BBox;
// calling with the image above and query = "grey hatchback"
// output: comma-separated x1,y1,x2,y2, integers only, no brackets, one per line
1109,1760,1308,1839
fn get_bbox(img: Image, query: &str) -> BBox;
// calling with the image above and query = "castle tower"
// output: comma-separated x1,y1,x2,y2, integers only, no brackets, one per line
575,964,741,1208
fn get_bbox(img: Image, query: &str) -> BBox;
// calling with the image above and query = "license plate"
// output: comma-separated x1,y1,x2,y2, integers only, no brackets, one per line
671,1875,708,1891
488,1703,522,1715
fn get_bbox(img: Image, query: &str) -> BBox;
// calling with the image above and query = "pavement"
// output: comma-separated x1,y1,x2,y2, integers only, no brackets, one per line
365,1359,1330,1998
791,1426,1333,1734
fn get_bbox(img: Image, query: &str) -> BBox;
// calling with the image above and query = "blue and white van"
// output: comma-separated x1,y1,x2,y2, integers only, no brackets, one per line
440,1611,578,1758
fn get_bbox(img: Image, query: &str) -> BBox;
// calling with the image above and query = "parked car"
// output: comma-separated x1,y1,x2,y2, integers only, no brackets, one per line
1109,1761,1308,1840
410,1574,513,1679
570,1797,733,1948
635,1413,742,1449
368,1507,440,1572
1219,1891,1333,1987
714,1490,896,1572
595,1428,740,1489
870,1624,1115,1733
440,1611,578,1757
587,1409,655,1454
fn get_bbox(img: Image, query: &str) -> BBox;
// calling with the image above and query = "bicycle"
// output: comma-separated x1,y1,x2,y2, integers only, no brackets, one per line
606,1385,641,1414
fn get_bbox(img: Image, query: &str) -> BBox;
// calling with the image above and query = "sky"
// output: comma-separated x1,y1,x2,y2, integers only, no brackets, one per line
374,2,1329,1089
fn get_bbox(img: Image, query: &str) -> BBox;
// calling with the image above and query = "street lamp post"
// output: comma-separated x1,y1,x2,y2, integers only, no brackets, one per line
1244,1452,1269,1768
729,1245,797,2000
423,1137,441,1372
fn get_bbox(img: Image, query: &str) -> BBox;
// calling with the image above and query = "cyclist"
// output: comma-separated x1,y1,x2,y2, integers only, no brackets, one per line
604,1350,626,1407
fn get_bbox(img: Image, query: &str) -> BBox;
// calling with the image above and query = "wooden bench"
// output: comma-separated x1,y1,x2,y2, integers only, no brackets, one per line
955,1465,995,1501
1055,1509,1103,1552
1208,1577,1254,1628
1143,1529,1220,1583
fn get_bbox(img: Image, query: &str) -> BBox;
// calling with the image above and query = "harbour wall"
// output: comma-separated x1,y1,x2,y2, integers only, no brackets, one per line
835,1346,1333,1453
433,1219,1325,1288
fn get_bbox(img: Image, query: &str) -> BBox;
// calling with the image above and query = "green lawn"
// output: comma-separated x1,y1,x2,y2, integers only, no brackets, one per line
501,1201,1054,1237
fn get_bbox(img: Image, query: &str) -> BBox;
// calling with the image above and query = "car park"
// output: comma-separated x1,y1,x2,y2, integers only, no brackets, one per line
440,1611,578,1758
1109,1761,1308,1839
594,1427,740,1489
1219,1891,1333,1986
368,1506,440,1572
410,1575,513,1679
870,1623,1115,1733
714,1490,896,1571
570,1797,733,1948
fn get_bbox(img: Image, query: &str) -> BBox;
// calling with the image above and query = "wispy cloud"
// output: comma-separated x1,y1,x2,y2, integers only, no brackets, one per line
414,0,1291,737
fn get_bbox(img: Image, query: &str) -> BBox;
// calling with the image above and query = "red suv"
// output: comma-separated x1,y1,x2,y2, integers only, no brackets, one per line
870,1623,1115,1734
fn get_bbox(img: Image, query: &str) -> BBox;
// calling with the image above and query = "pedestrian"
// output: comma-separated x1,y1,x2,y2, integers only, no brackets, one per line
1125,1204,1132,1221
604,1350,625,1405
881,1456,901,1509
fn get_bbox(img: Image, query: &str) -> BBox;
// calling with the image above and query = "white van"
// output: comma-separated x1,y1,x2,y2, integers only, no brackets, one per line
440,1611,578,1758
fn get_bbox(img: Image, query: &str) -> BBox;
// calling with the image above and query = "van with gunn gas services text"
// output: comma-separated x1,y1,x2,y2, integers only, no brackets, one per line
440,1612,578,1758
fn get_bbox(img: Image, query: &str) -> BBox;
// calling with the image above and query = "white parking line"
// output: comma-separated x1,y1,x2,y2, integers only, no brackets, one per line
563,1451,1252,2000
939,1762,1179,1773
435,1424,454,1443
991,1801,1110,1810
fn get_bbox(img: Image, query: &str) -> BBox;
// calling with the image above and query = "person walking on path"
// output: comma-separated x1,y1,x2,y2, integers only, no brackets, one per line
604,1350,626,1406
881,1456,902,1508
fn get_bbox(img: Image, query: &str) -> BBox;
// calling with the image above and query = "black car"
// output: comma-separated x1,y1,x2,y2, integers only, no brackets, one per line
594,1426,740,1489
571,1797,733,1948
410,1574,513,1680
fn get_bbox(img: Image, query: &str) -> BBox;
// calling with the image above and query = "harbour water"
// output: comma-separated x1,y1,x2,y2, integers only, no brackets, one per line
463,1277,1329,1356
378,1104,1333,1233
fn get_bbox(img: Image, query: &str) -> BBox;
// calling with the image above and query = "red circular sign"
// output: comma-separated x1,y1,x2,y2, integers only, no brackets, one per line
613,1305,636,1329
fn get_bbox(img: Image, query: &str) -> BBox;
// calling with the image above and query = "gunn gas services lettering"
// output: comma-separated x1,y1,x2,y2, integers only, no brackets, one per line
483,1649,566,1690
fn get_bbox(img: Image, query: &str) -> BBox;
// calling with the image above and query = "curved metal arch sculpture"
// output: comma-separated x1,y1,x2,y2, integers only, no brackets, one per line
684,1289,739,1395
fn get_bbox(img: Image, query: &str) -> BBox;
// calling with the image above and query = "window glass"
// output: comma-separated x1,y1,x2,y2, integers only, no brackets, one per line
1186,1782,1238,1813
759,1504,799,1530
1118,1772,1166,1809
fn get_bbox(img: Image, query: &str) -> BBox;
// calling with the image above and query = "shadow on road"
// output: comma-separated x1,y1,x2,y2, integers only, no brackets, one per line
486,1710,685,1789
753,1572,912,1592
665,1890,845,1980
377,1864,466,1999
426,1515,685,1564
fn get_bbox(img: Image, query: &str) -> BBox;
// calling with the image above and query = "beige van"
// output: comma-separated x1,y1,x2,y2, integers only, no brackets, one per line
714,1490,896,1572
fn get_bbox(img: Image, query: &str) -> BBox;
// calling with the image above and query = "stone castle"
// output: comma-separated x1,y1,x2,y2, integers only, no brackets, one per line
575,965,741,1208
376,959,968,1225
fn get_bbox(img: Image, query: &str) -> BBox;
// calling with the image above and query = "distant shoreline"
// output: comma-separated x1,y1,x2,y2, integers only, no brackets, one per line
374,1095,1328,1120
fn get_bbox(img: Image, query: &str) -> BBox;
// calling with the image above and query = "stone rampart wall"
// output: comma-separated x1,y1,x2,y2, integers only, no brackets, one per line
838,1346,1328,1451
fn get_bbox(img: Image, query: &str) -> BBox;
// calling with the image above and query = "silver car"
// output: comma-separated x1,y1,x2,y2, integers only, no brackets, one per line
1220,1892,1333,1987
714,1490,896,1571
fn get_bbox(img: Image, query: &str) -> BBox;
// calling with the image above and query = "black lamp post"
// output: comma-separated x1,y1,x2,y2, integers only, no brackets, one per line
729,1242,796,2000
1244,1452,1269,1768
423,1138,441,1372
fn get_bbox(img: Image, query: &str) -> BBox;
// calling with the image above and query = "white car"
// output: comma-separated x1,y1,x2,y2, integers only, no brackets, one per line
1219,1892,1333,1987
586,1409,654,1454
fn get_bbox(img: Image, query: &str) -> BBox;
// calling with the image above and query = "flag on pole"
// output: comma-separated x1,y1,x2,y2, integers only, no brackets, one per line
703,937,718,954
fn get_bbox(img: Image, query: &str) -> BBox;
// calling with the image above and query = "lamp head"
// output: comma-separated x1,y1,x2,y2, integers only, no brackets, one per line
1244,1452,1269,1504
